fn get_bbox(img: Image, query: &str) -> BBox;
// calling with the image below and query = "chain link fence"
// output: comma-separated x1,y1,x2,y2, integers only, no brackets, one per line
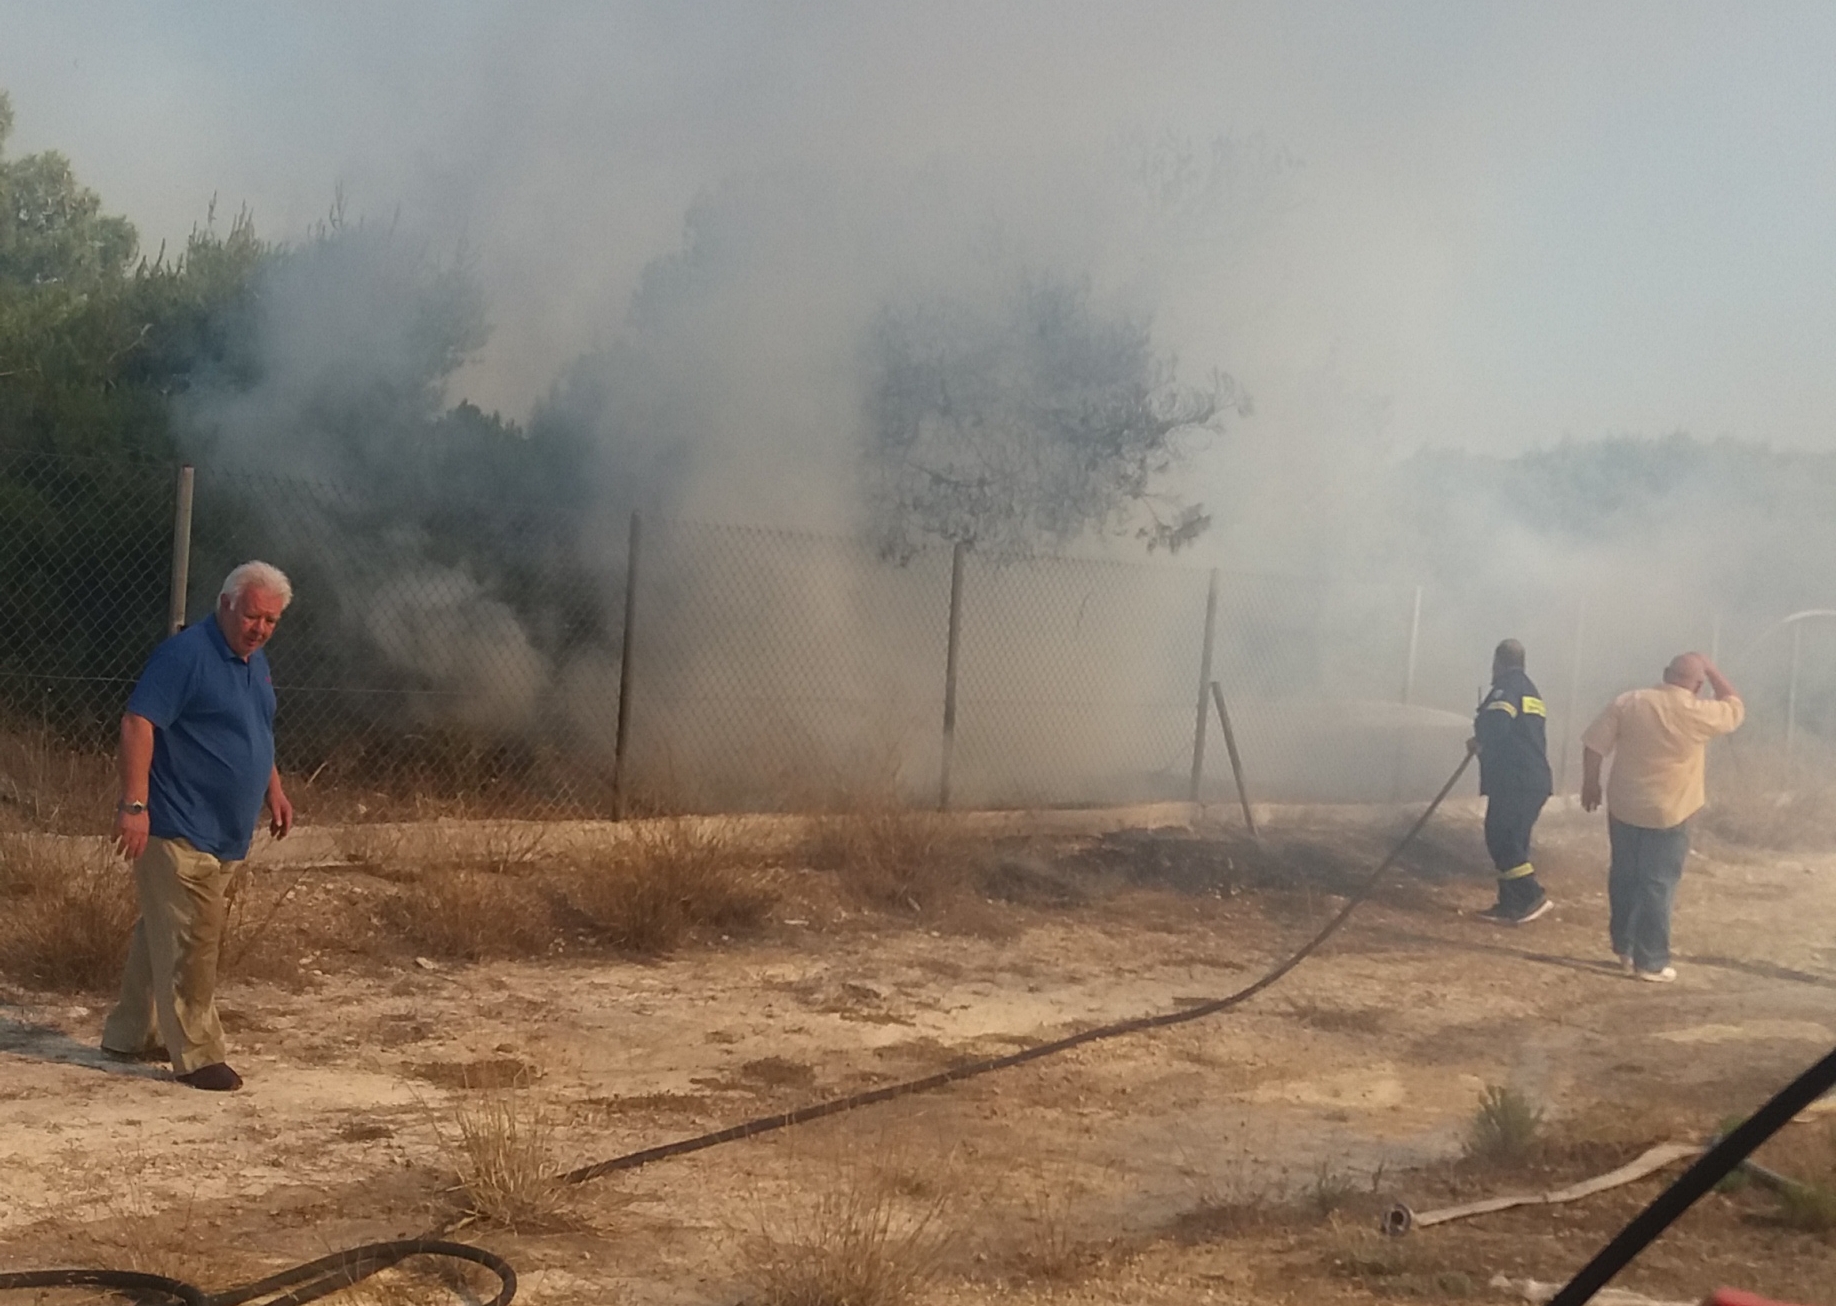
2,446,1833,833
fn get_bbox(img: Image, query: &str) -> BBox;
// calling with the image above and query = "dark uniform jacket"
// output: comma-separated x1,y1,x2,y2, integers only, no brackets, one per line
1475,667,1553,798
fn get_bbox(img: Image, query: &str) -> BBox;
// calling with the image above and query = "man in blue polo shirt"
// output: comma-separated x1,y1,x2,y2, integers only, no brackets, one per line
101,561,296,1091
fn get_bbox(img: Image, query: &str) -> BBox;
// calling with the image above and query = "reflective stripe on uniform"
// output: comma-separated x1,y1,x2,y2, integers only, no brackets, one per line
1497,862,1536,880
1521,696,1546,717
1483,700,1518,717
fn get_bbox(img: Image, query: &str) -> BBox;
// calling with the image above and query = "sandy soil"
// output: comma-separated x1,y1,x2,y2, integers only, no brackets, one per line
4,803,1836,1306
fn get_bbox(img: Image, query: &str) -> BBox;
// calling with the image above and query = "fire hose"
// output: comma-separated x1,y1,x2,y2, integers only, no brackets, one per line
1547,1043,1836,1306
0,1241,515,1306
0,745,1533,1304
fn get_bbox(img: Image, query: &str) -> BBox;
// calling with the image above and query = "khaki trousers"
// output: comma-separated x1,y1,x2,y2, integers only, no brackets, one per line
102,836,237,1074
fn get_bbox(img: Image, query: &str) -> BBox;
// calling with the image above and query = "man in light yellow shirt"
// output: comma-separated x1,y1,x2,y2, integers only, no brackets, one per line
1580,653,1743,983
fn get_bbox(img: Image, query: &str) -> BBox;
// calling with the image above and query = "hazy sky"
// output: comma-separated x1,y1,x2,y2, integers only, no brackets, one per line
3,0,1834,454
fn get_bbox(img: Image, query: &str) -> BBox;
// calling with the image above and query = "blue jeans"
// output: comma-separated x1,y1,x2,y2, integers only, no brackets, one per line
1607,816,1690,972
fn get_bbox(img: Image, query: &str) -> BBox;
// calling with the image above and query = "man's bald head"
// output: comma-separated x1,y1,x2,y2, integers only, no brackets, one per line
1664,652,1708,692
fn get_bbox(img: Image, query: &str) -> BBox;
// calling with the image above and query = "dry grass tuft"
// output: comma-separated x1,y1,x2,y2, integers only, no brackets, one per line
1324,1229,1478,1299
50,1147,239,1284
334,1262,479,1306
0,723,113,834
803,807,972,914
1699,743,1836,851
1464,1084,1544,1165
1167,1122,1289,1241
0,835,135,991
557,820,775,955
1307,1157,1361,1217
335,823,417,880
220,866,314,979
381,867,558,961
1009,1183,1099,1282
439,1088,580,1232
741,1167,947,1306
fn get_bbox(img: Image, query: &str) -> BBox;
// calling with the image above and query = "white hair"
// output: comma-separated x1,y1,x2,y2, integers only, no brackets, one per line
219,561,293,609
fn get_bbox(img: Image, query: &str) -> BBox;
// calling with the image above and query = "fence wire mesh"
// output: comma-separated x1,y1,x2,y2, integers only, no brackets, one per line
187,466,615,821
954,555,1208,807
0,448,174,830
625,519,950,812
2,446,1834,834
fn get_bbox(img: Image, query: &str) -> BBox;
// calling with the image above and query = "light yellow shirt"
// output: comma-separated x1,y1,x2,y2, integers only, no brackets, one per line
1580,684,1744,829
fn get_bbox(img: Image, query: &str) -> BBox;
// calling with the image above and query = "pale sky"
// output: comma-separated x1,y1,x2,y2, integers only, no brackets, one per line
3,0,1834,454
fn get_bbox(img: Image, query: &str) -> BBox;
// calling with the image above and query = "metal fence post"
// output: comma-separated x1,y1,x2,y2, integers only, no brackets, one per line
1401,584,1422,705
1209,680,1259,838
1786,620,1802,771
939,541,966,811
1556,596,1587,794
1189,568,1219,802
612,511,641,820
1390,583,1424,802
167,464,195,635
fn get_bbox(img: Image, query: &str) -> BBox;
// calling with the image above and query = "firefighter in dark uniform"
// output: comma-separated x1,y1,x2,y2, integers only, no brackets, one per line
1473,639,1554,924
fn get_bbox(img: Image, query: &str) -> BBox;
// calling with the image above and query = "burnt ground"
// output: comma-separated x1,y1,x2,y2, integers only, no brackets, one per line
3,803,1836,1306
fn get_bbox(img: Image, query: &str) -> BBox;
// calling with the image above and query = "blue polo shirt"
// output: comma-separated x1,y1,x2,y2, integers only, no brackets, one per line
126,618,277,860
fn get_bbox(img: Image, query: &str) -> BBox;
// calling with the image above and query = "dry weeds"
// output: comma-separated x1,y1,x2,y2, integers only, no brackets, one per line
0,722,113,835
0,835,135,991
221,866,312,979
802,806,973,915
437,1087,581,1232
1700,742,1836,851
48,1147,222,1281
1323,1227,1480,1299
740,1164,948,1306
335,1261,481,1306
1167,1120,1290,1240
556,820,776,955
1008,1180,1101,1282
380,868,558,962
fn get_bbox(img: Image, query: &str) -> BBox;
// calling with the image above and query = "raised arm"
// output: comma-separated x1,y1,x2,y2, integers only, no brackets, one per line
1702,659,1739,701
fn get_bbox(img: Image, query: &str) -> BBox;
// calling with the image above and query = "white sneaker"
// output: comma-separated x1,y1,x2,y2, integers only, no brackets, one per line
1634,966,1677,983
1615,953,1635,976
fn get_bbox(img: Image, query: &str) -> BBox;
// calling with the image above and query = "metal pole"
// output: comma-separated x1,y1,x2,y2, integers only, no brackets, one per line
1210,680,1259,839
167,464,195,635
1389,584,1424,803
1189,568,1219,803
1555,597,1586,794
1401,584,1422,705
939,541,966,811
611,511,641,821
1786,620,1802,770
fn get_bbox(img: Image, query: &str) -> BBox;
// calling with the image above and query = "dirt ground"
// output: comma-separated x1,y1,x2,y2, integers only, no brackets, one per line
4,801,1836,1306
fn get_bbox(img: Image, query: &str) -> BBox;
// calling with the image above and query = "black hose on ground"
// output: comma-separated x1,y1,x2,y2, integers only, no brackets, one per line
560,747,1476,1184
0,1240,516,1306
3,751,1477,1304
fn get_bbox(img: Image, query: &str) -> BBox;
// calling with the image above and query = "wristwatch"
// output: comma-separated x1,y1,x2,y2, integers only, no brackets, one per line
117,800,148,816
